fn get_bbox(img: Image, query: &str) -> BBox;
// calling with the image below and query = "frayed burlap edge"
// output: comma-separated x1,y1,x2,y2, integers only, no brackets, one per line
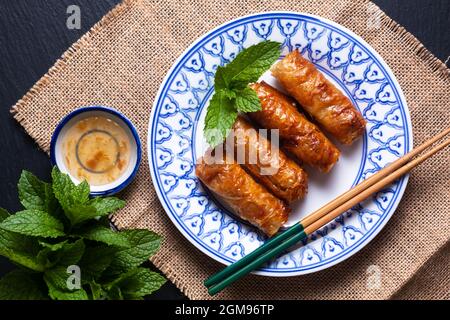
371,2,450,81
9,0,450,300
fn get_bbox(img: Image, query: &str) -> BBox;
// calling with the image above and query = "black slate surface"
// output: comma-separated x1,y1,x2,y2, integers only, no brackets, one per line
0,0,448,300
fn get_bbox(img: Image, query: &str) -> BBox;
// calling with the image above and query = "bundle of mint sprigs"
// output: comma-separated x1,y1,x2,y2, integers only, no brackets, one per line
204,40,281,147
0,167,165,300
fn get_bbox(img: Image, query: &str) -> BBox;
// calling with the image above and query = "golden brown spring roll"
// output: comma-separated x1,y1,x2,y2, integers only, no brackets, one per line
196,154,290,236
248,82,340,173
271,50,366,145
230,116,307,203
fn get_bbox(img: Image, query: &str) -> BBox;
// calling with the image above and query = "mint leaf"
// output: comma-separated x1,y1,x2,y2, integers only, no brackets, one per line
52,167,90,206
0,270,48,300
220,41,281,87
62,203,99,225
106,230,162,275
0,246,44,271
87,197,125,217
0,219,44,271
204,90,238,148
0,210,65,238
235,87,262,112
37,239,85,269
44,265,88,300
18,171,58,213
89,281,106,300
44,270,89,301
0,208,10,222
52,167,89,224
47,285,89,300
107,286,124,300
122,268,166,299
18,170,47,210
79,246,116,279
44,266,74,290
221,88,237,99
52,167,125,225
214,65,228,89
77,223,131,248
36,240,69,268
107,267,166,299
56,239,85,266
0,211,52,271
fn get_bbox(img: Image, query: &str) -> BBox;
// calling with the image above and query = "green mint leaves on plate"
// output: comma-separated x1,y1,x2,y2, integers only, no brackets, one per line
0,167,166,300
204,40,281,148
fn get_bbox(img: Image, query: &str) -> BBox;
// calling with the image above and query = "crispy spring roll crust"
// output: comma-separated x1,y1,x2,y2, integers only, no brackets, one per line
249,82,340,173
271,50,366,145
231,116,307,203
196,155,290,236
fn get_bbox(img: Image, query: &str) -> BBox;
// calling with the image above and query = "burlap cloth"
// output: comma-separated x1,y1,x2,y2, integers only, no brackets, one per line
10,0,449,300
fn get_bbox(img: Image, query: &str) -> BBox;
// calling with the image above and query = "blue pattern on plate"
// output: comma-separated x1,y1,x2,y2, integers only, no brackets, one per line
148,13,412,276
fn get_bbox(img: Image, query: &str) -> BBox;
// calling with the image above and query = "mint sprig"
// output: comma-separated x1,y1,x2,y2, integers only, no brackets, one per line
204,40,281,148
18,170,58,213
51,168,125,225
0,167,166,300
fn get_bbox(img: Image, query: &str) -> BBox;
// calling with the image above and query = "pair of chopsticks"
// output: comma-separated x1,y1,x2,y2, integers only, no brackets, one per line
204,127,450,296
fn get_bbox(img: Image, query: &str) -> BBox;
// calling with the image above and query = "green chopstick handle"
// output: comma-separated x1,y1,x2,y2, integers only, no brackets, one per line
207,227,307,296
204,222,304,288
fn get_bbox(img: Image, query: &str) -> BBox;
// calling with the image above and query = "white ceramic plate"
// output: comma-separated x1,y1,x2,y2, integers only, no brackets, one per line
148,12,413,276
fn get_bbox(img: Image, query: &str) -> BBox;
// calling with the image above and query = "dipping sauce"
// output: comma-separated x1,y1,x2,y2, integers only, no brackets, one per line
62,116,130,186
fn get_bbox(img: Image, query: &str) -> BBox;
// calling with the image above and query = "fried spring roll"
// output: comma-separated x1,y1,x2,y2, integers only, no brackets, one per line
248,82,340,173
271,50,366,145
196,154,290,236
230,116,307,203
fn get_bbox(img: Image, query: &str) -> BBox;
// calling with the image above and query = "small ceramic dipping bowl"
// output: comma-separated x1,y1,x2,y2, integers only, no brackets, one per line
50,106,141,196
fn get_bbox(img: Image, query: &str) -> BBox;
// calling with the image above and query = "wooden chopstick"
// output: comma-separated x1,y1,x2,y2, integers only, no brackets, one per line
301,127,450,229
205,128,450,295
304,136,450,234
